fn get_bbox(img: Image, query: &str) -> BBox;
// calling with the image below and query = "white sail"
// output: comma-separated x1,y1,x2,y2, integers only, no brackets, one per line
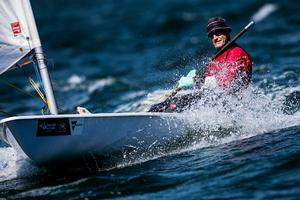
0,0,41,74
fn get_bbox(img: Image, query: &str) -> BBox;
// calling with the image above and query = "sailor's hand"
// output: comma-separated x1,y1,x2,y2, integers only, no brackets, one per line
186,69,197,78
178,69,196,89
178,76,194,88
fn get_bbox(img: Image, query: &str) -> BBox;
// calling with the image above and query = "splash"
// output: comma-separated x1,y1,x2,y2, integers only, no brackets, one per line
0,132,46,182
0,147,18,181
181,87,298,139
114,85,300,169
0,146,43,182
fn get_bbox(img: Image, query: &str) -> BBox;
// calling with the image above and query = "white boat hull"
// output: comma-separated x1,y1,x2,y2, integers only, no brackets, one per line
0,113,187,165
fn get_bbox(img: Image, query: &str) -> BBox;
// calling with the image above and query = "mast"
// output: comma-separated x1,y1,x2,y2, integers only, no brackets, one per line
22,0,58,114
34,47,59,115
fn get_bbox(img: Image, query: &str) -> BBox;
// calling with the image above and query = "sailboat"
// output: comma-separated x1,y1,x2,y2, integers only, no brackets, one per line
0,0,187,165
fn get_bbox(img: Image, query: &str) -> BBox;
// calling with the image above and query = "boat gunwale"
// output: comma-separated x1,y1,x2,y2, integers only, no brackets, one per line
0,112,180,124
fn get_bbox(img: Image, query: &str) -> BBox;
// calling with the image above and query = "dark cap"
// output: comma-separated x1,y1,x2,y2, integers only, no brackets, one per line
207,17,231,37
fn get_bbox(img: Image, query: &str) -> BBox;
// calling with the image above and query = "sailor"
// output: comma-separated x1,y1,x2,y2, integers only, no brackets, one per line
180,17,252,91
149,17,253,112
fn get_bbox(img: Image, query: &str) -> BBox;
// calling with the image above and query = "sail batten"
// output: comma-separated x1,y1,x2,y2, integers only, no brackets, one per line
0,0,40,74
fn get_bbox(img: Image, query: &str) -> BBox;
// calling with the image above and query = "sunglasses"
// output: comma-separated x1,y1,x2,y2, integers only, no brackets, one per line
208,29,227,39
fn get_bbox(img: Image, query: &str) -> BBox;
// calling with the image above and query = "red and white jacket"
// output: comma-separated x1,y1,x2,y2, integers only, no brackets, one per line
203,43,252,89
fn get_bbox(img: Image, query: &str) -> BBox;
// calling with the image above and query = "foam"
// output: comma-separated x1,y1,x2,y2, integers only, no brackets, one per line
87,77,115,94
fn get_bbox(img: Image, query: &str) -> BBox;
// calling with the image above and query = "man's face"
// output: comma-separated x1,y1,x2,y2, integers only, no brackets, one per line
209,30,229,49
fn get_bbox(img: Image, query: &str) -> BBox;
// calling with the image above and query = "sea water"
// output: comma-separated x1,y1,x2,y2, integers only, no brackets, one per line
0,0,299,199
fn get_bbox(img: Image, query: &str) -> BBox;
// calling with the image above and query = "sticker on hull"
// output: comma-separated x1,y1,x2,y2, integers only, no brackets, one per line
37,118,71,136
69,118,84,135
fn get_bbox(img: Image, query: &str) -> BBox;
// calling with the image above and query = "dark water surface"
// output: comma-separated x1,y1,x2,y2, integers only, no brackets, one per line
0,0,300,199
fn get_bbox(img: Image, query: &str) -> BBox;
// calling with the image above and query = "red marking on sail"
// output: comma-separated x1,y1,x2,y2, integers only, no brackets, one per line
11,22,22,36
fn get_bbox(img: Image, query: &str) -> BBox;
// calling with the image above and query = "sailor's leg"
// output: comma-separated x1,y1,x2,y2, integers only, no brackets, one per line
148,91,203,113
148,98,172,112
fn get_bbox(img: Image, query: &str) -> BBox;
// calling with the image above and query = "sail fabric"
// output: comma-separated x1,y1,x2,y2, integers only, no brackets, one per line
0,0,41,74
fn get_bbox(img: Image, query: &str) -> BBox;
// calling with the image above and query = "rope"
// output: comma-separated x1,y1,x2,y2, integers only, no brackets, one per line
0,109,16,117
21,67,47,104
32,59,45,92
0,44,51,116
0,78,43,117
28,77,47,103
0,79,38,99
